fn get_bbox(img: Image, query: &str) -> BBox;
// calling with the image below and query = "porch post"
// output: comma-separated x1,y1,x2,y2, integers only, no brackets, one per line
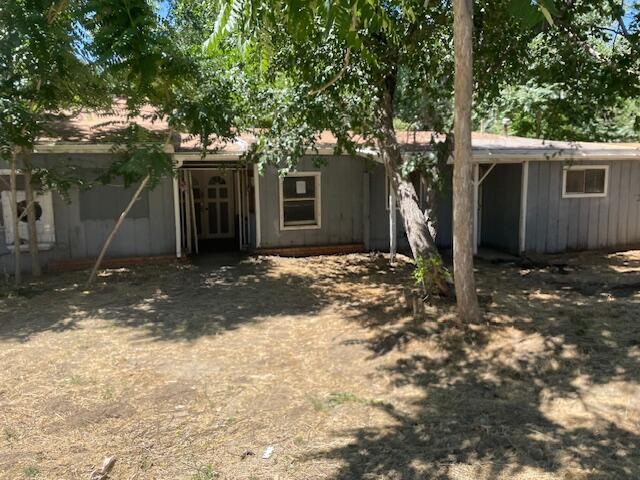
389,186,397,263
473,163,479,255
236,170,243,249
253,163,261,248
172,170,182,258
519,160,529,254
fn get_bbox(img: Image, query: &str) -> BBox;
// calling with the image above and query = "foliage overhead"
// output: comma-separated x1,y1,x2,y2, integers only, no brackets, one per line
0,0,106,158
201,0,639,176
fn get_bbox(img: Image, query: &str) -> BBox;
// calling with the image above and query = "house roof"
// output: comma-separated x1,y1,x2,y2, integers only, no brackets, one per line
35,105,640,162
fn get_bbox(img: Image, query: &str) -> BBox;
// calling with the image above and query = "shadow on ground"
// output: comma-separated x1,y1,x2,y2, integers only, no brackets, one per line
1,251,638,479
308,255,640,479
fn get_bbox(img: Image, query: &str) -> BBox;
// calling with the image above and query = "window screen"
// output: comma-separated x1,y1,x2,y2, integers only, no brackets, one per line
564,168,607,196
281,175,319,228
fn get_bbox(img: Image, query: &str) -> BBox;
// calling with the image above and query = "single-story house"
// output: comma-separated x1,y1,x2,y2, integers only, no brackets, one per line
1,107,640,273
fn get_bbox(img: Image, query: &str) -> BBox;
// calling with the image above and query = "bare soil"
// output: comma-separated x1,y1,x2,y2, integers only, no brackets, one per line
0,250,638,479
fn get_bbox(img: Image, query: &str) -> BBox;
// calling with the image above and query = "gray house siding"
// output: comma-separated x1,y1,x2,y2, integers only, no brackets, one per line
369,163,411,251
525,160,640,253
368,163,454,252
257,156,366,248
480,164,522,254
0,153,176,273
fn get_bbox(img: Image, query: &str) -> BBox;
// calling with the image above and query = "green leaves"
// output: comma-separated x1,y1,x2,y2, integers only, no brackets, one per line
508,0,559,27
98,125,174,188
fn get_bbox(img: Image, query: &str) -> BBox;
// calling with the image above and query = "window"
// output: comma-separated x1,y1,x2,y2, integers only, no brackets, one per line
562,166,609,198
279,172,321,230
0,169,56,250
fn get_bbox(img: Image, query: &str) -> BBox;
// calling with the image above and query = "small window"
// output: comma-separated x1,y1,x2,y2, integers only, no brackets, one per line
563,166,608,198
279,172,321,230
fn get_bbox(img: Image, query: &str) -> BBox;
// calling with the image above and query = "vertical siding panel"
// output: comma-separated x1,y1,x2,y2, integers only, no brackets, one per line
556,163,570,252
567,199,580,250
67,188,88,258
546,163,561,252
526,162,539,252
597,185,610,248
617,162,631,247
338,158,351,243
607,162,621,247
629,162,640,244
587,198,599,250
147,187,161,254
160,179,175,253
535,163,550,252
577,198,589,249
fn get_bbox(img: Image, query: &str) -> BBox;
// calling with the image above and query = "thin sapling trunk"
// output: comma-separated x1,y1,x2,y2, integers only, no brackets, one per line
24,166,42,276
9,151,21,285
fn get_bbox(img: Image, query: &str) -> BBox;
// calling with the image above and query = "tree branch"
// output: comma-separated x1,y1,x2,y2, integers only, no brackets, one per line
308,49,351,95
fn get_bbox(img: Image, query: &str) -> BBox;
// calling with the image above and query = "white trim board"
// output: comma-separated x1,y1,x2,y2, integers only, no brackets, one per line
33,143,174,154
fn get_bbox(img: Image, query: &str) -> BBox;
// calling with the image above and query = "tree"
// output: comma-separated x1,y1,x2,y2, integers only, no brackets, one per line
479,2,640,141
82,0,245,285
0,0,105,283
204,0,638,320
453,0,480,320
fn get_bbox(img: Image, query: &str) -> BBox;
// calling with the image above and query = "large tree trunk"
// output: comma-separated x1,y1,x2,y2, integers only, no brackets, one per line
86,175,150,287
24,166,42,277
452,0,480,321
376,71,449,295
9,151,21,285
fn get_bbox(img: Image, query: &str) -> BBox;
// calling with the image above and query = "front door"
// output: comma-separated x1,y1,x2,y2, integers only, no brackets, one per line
201,172,234,239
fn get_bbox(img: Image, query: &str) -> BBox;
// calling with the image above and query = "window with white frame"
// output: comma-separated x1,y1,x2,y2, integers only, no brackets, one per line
562,165,609,198
279,172,321,230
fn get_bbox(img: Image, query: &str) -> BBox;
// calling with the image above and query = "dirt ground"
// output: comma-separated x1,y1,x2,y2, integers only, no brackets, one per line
0,250,639,480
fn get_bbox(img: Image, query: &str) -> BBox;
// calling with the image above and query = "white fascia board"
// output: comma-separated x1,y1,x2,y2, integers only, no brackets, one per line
446,148,640,164
174,153,243,162
33,143,175,154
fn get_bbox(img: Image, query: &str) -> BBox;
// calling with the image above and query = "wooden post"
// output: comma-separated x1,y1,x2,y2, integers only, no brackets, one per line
236,170,242,249
519,160,529,254
473,163,479,255
184,171,192,255
244,168,250,248
188,171,198,255
389,185,397,263
253,163,261,248
23,168,41,276
172,173,182,258
9,152,21,285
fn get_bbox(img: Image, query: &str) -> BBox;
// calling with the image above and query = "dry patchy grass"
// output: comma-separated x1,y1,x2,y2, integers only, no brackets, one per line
0,250,638,479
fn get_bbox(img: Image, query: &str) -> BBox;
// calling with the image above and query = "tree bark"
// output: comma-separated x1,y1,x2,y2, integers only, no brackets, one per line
9,152,21,285
376,71,449,294
24,166,42,277
453,0,481,321
86,175,150,287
